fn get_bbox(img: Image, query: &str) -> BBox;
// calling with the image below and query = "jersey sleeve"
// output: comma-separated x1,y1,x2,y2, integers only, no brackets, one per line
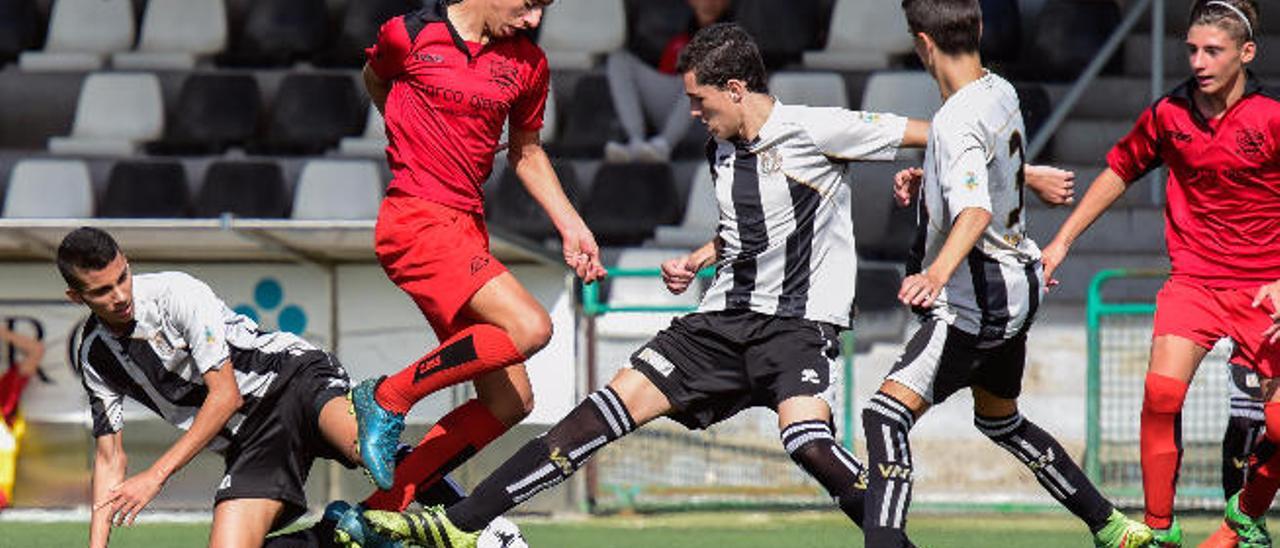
365,16,412,81
1106,103,1164,183
509,51,550,134
81,364,124,437
806,108,908,162
937,124,994,221
165,274,231,375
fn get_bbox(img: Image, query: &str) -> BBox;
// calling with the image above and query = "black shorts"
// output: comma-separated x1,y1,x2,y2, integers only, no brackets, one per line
628,310,843,430
885,318,1026,405
215,350,352,529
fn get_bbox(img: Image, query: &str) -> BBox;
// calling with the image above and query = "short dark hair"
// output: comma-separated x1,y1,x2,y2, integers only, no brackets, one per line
675,23,768,93
901,0,982,55
1190,0,1258,45
57,227,121,290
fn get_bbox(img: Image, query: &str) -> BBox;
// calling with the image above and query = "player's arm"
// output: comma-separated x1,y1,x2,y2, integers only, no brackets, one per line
900,208,991,308
1024,165,1076,206
1040,168,1130,284
363,63,391,116
0,326,44,377
509,128,606,284
900,119,930,148
99,362,241,527
90,432,126,548
661,239,718,295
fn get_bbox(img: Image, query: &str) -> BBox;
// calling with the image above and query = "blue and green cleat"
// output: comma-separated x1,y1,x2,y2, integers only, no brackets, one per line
1093,510,1155,548
329,500,405,548
1226,492,1272,548
351,378,406,490
364,505,480,548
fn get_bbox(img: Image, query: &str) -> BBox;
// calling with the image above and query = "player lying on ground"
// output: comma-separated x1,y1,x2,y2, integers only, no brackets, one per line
859,1,1153,547
1038,1,1280,545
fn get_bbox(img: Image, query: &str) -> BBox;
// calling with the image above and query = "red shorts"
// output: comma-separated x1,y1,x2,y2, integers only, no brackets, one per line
1152,277,1280,377
375,191,507,338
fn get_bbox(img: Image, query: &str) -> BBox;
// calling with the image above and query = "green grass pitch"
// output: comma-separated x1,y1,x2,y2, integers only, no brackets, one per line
0,511,1226,547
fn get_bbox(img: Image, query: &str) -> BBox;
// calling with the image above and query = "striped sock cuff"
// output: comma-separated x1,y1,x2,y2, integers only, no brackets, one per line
587,386,635,439
781,420,835,455
867,392,916,431
975,413,1025,439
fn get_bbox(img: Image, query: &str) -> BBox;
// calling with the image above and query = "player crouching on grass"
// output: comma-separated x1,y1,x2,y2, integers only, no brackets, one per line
858,1,1154,547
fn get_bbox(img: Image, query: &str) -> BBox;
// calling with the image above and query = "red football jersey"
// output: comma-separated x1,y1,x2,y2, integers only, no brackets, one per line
366,2,549,214
1107,73,1280,288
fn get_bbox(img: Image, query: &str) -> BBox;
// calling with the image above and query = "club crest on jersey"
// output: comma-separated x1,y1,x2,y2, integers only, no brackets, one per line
760,147,783,175
1236,128,1267,161
489,59,520,89
859,112,881,124
963,171,979,190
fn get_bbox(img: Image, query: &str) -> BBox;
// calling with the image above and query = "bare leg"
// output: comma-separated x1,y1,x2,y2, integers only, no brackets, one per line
209,498,285,548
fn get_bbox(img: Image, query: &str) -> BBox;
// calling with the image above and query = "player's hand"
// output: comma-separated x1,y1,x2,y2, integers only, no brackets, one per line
661,255,698,295
899,272,945,308
561,226,607,284
97,469,166,527
893,167,924,207
1040,240,1069,290
1025,165,1076,207
1253,280,1280,344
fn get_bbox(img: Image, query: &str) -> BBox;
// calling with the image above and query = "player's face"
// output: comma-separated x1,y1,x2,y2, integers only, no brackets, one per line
683,71,742,141
1186,24,1255,97
487,0,550,37
67,253,135,330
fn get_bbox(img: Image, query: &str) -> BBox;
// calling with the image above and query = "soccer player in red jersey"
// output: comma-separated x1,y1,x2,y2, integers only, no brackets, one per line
1041,1,1280,545
0,325,43,510
340,0,607,536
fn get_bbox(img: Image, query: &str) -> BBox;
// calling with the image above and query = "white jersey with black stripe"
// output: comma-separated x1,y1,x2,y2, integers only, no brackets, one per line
77,272,315,451
914,71,1042,339
697,101,908,327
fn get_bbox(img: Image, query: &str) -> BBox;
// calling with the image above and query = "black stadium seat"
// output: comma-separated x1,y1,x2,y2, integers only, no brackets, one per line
582,163,681,245
195,161,290,218
1027,0,1123,81
99,161,191,218
0,0,40,65
551,74,624,158
255,74,364,155
149,74,261,155
486,161,582,241
316,0,419,68
220,0,328,67
1016,83,1052,143
733,0,825,70
623,0,691,67
979,0,1021,64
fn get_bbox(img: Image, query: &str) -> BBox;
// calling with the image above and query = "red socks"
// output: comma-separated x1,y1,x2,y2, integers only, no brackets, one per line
362,399,508,511
1141,372,1189,529
375,324,525,415
1239,402,1280,517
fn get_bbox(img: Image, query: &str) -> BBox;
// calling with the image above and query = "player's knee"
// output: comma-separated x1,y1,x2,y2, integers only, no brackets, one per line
507,312,552,357
1143,372,1189,414
484,391,536,427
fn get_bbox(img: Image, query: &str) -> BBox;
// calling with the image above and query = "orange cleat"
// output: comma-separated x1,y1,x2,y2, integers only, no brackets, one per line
1199,521,1240,548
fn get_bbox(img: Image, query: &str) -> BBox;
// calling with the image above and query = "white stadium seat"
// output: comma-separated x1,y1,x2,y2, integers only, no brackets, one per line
19,0,136,71
48,72,165,157
113,0,228,70
768,71,849,109
538,0,625,70
2,159,94,218
804,0,914,70
338,105,389,158
861,70,941,121
292,160,384,220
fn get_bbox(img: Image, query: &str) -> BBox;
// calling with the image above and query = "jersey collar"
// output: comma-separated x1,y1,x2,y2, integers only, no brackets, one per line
1168,70,1264,126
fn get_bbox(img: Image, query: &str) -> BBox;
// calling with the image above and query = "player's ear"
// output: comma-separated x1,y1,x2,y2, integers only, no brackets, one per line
1241,40,1257,64
66,287,83,305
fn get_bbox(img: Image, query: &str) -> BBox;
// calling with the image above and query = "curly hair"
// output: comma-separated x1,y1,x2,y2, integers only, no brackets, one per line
674,23,768,93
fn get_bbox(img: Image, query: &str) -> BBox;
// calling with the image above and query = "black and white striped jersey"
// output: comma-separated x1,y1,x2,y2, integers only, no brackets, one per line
78,272,317,452
697,101,908,327
914,71,1042,340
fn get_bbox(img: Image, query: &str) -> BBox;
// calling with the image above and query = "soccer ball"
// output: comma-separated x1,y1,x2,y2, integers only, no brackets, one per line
477,516,528,548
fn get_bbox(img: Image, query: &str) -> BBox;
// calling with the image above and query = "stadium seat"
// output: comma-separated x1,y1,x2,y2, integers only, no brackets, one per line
768,72,848,108
651,163,718,248
552,74,624,158
734,0,825,70
849,160,917,261
316,0,418,67
220,0,328,67
582,163,681,245
99,161,191,218
538,0,625,70
0,0,41,66
256,74,364,155
19,0,135,71
1015,83,1051,142
49,72,164,157
291,160,383,220
485,161,582,241
2,159,93,218
194,161,290,218
854,262,908,344
979,0,1022,63
623,0,691,67
803,0,913,70
112,0,228,70
338,105,388,158
861,71,940,123
149,73,261,155
1027,0,1123,81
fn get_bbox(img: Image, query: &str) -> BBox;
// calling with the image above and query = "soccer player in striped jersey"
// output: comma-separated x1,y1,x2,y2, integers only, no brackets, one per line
1041,1,1280,546
859,2,1153,547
